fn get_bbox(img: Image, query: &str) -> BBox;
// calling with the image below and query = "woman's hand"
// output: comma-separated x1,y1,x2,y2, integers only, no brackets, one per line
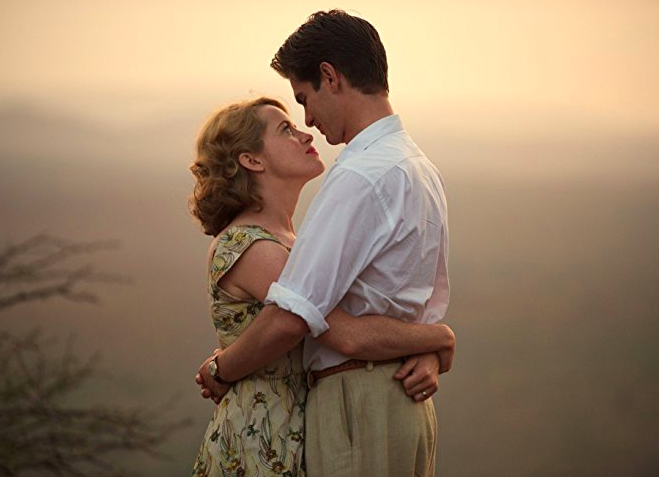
196,349,231,404
393,352,440,402
393,324,455,401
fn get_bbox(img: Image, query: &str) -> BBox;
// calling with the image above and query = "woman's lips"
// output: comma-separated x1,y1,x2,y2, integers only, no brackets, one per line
306,146,318,155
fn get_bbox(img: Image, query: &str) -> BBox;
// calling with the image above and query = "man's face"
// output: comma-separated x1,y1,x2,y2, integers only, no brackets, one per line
290,77,344,145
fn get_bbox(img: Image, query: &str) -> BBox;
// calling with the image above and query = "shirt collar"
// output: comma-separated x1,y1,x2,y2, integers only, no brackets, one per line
336,114,403,164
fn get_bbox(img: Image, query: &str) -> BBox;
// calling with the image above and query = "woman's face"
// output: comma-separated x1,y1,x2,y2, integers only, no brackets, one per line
256,105,325,183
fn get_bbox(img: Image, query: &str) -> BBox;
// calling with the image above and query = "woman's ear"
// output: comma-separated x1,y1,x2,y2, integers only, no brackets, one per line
238,152,265,172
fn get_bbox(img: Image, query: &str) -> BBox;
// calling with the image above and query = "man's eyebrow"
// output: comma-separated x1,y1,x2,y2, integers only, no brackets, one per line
295,94,305,106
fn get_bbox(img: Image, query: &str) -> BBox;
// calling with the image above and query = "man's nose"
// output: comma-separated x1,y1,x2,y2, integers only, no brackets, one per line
305,111,313,128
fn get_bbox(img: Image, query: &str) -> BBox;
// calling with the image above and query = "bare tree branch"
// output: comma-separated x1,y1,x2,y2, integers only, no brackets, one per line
0,236,191,476
0,235,129,313
0,330,192,477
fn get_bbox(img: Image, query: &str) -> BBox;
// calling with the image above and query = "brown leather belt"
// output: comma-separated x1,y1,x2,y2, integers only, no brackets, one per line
307,358,403,388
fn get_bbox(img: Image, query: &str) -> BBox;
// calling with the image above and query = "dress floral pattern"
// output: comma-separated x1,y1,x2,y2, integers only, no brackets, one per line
192,225,307,477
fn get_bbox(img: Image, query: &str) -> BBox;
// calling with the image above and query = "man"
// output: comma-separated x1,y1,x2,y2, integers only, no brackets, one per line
198,10,452,477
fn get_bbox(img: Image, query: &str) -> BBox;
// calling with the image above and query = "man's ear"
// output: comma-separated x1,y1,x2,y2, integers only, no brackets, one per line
238,152,265,172
319,62,341,92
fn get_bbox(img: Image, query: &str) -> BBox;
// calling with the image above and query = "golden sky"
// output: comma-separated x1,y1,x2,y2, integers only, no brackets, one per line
1,0,658,135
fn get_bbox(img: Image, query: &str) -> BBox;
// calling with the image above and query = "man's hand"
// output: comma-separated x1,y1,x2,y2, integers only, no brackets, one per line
196,349,231,404
393,352,441,402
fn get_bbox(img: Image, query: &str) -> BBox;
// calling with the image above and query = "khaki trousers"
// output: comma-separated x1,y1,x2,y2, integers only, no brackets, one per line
305,362,437,477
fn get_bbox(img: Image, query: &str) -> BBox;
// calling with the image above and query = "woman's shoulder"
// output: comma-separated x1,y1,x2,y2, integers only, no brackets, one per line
211,224,291,302
208,224,289,282
216,224,289,254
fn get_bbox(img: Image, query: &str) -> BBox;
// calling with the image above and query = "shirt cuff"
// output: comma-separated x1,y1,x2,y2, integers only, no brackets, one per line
265,282,329,337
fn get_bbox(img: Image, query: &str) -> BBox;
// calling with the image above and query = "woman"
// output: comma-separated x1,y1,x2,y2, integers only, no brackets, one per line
189,97,454,477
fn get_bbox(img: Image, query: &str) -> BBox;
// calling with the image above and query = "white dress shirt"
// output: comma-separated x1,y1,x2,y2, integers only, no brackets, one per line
265,114,449,371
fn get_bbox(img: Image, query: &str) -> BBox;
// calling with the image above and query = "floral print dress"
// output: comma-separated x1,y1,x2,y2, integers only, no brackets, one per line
192,225,307,477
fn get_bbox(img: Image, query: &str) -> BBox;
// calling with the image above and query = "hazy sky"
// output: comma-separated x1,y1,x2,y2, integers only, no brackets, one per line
1,0,658,135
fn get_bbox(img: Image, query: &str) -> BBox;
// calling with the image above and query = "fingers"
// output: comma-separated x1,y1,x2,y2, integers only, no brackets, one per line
404,370,440,396
405,376,432,395
393,357,417,380
412,378,438,400
407,373,439,402
196,370,221,402
399,353,441,401
201,386,223,404
206,379,231,402
205,381,221,397
402,360,435,393
413,383,438,402
196,349,227,405
197,373,212,400
199,379,228,404
402,371,422,392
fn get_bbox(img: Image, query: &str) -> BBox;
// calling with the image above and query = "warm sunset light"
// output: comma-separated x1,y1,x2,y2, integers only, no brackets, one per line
1,2,657,476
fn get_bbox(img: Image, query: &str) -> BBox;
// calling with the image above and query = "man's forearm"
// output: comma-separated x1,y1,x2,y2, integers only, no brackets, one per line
321,311,454,360
215,304,309,382
349,321,453,360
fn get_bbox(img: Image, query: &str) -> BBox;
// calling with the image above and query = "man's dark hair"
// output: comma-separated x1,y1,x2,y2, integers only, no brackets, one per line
271,9,389,94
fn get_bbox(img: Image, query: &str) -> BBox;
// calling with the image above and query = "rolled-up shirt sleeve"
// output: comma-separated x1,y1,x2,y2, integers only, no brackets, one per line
264,167,392,337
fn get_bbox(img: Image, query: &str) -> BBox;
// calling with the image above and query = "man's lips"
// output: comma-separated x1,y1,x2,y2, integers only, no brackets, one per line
306,145,318,155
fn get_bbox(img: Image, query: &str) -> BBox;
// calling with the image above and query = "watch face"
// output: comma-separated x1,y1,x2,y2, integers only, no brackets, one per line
208,360,217,377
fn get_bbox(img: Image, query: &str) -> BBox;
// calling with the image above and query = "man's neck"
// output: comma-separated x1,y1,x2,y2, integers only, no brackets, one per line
343,92,394,144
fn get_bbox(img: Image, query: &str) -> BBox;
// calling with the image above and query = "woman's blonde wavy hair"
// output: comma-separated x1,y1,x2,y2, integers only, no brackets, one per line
189,97,287,236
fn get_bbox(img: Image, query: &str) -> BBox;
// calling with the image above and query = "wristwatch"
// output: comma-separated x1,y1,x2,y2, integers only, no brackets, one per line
208,355,229,385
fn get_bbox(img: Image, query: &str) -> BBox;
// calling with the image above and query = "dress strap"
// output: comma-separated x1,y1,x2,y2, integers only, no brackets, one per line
209,224,289,284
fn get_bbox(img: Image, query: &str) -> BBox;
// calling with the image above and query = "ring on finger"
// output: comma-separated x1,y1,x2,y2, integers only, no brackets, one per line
421,390,428,397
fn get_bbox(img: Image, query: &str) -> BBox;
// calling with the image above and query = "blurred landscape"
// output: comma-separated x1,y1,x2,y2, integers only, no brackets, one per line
1,97,657,476
1,1,658,476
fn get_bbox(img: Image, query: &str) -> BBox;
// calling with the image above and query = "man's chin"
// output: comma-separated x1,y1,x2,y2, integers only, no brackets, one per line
324,135,342,146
